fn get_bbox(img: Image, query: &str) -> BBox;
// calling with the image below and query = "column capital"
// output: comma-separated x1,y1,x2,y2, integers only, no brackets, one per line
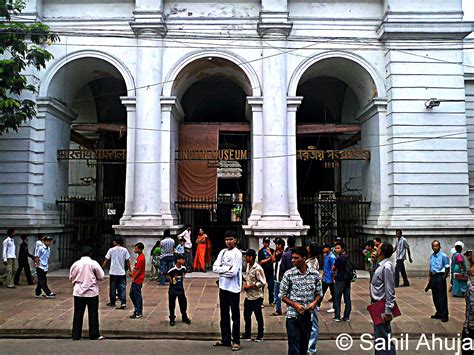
36,97,77,123
287,96,304,112
160,96,184,121
257,11,293,37
120,96,136,111
247,96,263,112
130,11,167,37
356,97,387,123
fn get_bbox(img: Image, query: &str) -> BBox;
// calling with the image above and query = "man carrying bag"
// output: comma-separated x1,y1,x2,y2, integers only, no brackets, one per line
368,242,399,355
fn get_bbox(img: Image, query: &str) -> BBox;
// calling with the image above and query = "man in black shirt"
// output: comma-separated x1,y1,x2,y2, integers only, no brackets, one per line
14,235,35,285
166,254,191,326
258,237,275,305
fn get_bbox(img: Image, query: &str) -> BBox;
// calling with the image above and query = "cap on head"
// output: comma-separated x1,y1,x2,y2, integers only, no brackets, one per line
455,240,464,247
245,249,257,258
274,238,285,246
263,237,270,244
44,236,53,241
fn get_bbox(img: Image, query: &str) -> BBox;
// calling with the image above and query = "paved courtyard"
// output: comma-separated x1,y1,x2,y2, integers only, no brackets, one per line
0,272,466,340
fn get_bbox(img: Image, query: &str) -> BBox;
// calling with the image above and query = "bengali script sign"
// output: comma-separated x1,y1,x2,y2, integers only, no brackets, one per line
296,148,370,161
57,149,127,161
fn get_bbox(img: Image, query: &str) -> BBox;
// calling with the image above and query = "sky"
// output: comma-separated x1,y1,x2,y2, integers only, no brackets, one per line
464,0,474,21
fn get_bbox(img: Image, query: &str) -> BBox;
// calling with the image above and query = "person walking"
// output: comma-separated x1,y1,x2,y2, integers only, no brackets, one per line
166,254,191,326
370,242,397,355
129,242,145,319
69,246,105,341
242,249,266,342
35,236,55,298
14,235,35,285
332,242,352,322
280,246,322,355
428,240,450,322
2,228,17,288
212,230,242,351
258,237,274,305
159,229,175,285
306,241,321,355
451,241,469,297
178,224,193,272
103,238,130,309
271,238,286,316
394,229,412,287
320,243,336,313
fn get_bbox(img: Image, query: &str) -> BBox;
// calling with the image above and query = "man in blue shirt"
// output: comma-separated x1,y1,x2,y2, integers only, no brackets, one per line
428,240,450,322
35,236,55,298
319,243,336,313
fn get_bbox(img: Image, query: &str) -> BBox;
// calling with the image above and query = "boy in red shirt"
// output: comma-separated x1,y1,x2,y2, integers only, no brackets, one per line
130,242,145,319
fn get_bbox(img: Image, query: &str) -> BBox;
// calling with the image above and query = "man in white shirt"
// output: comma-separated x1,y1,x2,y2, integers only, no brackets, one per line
212,230,242,351
70,246,105,340
103,238,130,309
2,228,17,288
178,224,193,272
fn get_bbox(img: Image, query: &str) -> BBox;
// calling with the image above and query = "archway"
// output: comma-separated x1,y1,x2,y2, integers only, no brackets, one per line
42,53,132,265
290,53,383,266
169,54,256,257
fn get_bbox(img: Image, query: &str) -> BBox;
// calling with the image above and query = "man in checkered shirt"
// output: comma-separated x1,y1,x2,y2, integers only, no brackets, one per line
280,246,323,355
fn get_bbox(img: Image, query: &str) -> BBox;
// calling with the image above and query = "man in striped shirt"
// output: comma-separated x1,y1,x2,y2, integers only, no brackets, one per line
280,246,322,355
159,229,175,286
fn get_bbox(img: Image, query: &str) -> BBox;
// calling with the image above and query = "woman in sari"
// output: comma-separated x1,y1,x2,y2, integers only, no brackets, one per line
193,228,208,272
452,241,469,297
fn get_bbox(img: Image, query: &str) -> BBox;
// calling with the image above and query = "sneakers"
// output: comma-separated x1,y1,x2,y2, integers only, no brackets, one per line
130,314,143,319
333,317,341,322
96,336,105,340
106,303,116,307
170,319,176,326
45,293,56,299
34,294,42,298
116,304,126,310
342,318,350,322
183,318,192,325
327,308,335,313
254,338,263,343
242,337,252,342
270,311,282,316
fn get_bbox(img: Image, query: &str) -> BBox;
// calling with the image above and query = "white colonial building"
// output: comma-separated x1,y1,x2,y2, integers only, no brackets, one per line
1,0,474,270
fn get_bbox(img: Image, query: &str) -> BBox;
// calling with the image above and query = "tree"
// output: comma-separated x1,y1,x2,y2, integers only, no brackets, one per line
0,0,59,134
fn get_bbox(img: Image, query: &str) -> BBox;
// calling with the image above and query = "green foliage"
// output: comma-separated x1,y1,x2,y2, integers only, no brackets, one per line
0,0,59,134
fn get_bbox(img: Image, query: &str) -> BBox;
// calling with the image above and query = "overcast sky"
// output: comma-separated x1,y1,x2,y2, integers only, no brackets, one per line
464,0,473,20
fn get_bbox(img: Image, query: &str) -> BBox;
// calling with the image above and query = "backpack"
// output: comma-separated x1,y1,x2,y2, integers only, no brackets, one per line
342,257,357,283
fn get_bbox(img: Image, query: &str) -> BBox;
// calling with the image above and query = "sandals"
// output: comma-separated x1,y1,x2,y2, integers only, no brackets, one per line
232,344,241,351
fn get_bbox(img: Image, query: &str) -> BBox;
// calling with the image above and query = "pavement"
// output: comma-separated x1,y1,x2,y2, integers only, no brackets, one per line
0,271,466,340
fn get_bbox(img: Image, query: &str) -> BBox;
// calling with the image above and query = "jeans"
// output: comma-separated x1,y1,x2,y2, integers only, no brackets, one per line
169,291,188,320
431,274,449,320
264,268,274,304
72,296,100,340
185,248,194,271
320,281,334,306
129,282,143,315
395,259,410,287
286,315,311,355
334,280,352,320
374,322,396,355
109,275,126,305
5,258,16,287
160,256,175,285
14,259,34,285
243,297,264,339
219,288,241,345
35,268,52,296
307,307,319,354
274,281,282,314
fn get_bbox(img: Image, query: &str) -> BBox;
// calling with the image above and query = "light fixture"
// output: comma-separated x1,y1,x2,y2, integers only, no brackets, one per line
425,98,441,109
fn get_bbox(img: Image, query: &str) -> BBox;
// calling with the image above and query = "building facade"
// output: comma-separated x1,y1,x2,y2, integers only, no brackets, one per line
1,0,474,270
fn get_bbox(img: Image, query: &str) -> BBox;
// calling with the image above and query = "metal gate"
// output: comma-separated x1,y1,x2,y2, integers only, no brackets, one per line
175,196,251,262
298,195,370,268
56,196,124,268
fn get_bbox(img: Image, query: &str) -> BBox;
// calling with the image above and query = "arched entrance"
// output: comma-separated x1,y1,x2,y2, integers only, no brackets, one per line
290,53,384,266
41,52,133,265
169,54,256,257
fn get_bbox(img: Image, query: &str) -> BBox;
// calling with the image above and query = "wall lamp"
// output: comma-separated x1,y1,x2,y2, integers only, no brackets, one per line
425,98,441,109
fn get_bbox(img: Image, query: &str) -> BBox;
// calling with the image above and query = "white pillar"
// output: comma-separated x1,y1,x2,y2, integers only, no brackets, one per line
287,97,304,221
261,36,289,218
131,34,163,220
247,97,264,224
160,96,184,225
120,96,136,221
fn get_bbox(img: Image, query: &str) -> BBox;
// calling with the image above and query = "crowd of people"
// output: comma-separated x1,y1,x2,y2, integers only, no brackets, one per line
3,226,474,354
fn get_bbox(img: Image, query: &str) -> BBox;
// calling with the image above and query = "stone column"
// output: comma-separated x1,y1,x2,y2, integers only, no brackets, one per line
287,97,303,221
160,96,184,225
120,96,136,221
